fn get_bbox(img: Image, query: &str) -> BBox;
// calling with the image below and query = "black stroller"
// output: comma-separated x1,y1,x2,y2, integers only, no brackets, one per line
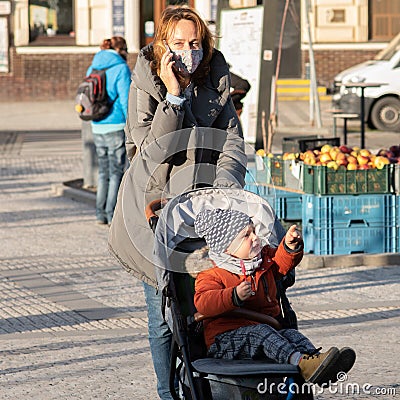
146,187,313,400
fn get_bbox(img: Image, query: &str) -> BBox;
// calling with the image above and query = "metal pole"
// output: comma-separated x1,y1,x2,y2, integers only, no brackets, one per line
304,0,322,128
256,0,278,150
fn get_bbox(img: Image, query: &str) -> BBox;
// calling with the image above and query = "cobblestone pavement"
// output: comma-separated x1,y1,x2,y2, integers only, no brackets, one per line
0,104,399,399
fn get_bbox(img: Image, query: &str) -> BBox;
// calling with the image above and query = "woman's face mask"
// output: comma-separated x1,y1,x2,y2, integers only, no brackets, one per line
172,48,203,75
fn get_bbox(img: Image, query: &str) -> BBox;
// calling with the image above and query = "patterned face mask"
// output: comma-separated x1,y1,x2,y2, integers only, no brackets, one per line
173,48,203,75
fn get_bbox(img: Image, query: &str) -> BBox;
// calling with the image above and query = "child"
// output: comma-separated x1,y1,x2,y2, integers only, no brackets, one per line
194,208,356,386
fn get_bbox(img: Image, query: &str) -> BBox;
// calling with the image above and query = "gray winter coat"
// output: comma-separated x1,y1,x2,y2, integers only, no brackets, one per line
108,44,247,287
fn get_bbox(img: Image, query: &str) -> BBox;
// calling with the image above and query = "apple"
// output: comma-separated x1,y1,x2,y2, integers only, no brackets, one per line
374,156,390,169
329,147,341,161
326,161,339,170
357,155,370,165
347,155,358,164
320,144,332,153
256,149,266,157
389,145,400,157
350,150,359,157
347,163,358,170
359,149,371,157
320,153,333,164
339,145,352,154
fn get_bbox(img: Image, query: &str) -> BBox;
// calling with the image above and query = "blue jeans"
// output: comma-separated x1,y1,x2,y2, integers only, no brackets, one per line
93,130,126,224
143,282,174,400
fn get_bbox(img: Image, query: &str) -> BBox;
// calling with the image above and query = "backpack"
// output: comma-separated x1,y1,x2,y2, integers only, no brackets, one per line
75,68,115,121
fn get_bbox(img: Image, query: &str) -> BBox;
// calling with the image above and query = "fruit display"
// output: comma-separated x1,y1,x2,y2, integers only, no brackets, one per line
256,144,399,194
282,144,400,170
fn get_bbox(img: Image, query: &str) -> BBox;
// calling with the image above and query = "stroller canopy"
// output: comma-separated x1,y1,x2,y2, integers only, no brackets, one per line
153,187,286,290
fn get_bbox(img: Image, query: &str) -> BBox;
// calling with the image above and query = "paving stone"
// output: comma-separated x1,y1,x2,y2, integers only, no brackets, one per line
0,113,399,399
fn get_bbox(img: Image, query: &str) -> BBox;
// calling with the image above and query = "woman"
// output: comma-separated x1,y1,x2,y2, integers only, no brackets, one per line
87,36,131,225
109,7,247,399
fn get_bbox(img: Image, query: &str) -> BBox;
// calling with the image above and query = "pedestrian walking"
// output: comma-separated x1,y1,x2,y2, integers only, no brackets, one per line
108,6,247,399
88,36,131,225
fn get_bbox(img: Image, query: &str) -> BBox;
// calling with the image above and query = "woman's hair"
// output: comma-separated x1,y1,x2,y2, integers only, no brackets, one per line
151,6,215,85
101,36,128,60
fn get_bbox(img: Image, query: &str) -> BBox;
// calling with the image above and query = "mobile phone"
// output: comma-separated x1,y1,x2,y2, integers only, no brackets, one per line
163,40,185,73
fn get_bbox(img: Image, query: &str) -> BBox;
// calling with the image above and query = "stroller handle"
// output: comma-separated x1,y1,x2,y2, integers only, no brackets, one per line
145,198,168,232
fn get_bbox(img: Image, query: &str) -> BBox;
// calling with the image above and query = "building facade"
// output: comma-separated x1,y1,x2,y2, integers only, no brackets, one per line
0,0,399,101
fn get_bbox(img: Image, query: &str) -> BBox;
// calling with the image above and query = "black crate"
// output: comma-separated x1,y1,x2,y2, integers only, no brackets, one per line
282,137,340,153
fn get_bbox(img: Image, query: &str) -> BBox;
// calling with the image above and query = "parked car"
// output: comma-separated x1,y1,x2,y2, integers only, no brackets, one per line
331,32,400,131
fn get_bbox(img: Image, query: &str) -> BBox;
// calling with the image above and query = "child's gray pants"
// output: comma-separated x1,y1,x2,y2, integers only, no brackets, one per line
207,324,316,364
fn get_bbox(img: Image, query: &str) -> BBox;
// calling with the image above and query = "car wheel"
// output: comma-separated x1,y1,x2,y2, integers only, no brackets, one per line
370,97,400,131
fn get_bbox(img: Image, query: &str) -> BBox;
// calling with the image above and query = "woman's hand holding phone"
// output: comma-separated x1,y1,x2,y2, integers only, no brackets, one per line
160,41,181,96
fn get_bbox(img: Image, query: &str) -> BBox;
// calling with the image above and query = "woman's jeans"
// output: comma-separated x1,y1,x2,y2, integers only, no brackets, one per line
143,282,174,400
93,130,126,224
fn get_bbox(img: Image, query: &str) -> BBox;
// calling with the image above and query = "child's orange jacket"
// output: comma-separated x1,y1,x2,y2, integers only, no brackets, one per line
194,239,303,349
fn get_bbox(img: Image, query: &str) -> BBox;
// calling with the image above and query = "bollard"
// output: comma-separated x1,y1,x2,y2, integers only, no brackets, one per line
81,121,98,188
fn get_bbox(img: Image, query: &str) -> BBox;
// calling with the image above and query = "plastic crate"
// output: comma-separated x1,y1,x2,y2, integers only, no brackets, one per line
394,164,400,194
255,156,284,186
244,185,303,221
275,189,303,221
282,137,340,153
302,193,396,228
282,135,318,153
303,223,396,255
302,164,393,195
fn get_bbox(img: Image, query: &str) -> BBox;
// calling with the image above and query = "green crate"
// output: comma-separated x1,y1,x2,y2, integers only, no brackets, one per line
255,155,285,186
303,164,393,194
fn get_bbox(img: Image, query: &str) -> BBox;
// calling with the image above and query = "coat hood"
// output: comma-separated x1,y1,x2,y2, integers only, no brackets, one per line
91,49,126,70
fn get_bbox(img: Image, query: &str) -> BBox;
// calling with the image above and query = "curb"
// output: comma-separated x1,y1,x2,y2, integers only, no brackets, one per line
53,182,400,269
51,183,96,207
301,252,400,269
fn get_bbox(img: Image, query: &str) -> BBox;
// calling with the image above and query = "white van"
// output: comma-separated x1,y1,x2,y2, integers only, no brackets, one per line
332,33,400,131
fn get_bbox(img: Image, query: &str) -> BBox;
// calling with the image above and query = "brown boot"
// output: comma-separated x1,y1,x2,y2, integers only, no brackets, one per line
324,347,356,384
299,347,340,384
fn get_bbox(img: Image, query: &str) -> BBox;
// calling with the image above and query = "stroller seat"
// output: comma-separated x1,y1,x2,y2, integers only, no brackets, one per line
147,187,313,400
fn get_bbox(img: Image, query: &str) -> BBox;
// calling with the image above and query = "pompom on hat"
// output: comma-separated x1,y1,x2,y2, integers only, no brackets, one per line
194,208,252,254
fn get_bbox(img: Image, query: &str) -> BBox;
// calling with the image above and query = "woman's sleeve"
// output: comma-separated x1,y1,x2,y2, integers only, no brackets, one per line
125,81,186,163
213,96,247,188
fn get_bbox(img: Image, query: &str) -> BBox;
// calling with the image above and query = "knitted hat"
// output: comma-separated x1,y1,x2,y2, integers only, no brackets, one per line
194,208,252,254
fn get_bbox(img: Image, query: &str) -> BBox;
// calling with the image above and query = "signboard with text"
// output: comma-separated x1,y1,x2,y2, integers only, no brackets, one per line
112,0,125,37
218,7,263,143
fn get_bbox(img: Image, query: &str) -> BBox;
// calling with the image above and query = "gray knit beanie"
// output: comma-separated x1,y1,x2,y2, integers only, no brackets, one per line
194,208,252,254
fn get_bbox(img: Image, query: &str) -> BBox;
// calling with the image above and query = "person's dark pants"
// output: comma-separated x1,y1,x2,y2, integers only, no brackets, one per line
93,130,126,224
208,324,316,363
143,282,174,400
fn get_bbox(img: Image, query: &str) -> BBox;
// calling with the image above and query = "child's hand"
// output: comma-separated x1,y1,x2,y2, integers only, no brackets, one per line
236,281,252,301
285,224,302,250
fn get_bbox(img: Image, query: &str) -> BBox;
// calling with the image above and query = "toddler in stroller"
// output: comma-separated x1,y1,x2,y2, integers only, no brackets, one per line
151,187,355,399
193,208,356,386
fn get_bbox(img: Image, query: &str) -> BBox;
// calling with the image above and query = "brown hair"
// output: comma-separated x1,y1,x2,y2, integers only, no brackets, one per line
151,6,214,85
101,36,128,60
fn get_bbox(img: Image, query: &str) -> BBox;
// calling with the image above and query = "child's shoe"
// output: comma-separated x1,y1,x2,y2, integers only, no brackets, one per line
323,347,356,384
299,347,340,384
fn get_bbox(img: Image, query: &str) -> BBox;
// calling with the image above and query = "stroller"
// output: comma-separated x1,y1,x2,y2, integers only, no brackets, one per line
147,187,313,400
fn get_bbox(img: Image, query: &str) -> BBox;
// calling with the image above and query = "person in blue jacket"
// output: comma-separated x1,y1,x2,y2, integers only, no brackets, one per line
87,36,131,225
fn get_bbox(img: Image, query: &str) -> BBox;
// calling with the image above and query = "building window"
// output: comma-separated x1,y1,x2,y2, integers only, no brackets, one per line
29,0,74,45
370,0,400,41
